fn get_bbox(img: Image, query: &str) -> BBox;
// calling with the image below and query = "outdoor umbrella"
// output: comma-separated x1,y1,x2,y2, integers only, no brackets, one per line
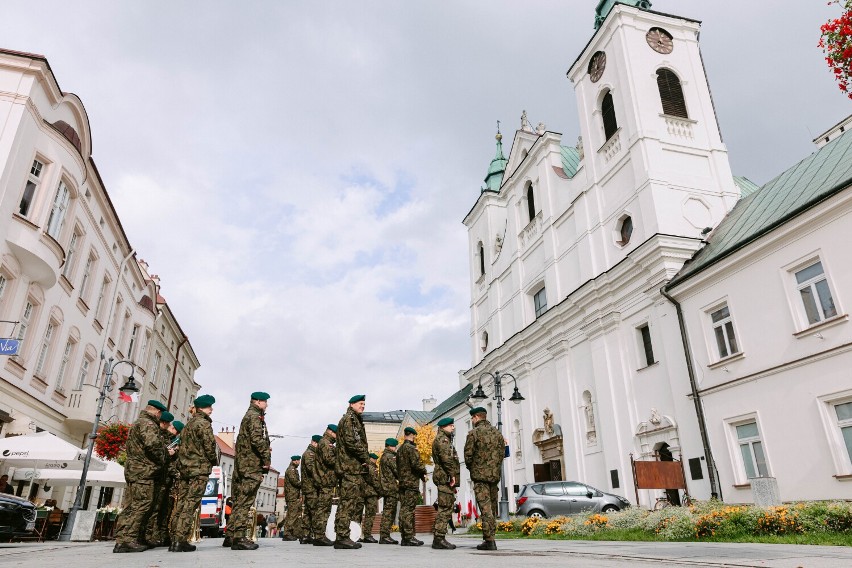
11,460,125,488
0,431,107,471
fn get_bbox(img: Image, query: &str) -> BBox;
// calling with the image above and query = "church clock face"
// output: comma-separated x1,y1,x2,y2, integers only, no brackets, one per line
588,51,606,83
646,27,674,54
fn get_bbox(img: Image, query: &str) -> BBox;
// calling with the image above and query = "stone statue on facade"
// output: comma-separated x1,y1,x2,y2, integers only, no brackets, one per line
543,407,555,436
649,408,662,425
582,391,596,445
521,110,533,132
576,135,585,161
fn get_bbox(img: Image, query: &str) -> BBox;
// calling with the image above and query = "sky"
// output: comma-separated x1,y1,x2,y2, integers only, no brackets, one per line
1,1,849,472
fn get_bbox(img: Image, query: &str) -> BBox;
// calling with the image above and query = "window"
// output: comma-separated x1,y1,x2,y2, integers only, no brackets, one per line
16,301,34,346
118,310,131,349
657,68,688,119
835,402,852,465
34,322,56,377
710,304,739,358
110,297,123,339
128,325,139,359
151,351,162,391
79,252,96,300
533,287,547,319
46,181,70,239
526,184,536,222
478,241,485,276
74,356,91,390
564,482,588,497
18,159,43,217
0,274,6,304
163,365,172,392
543,483,564,496
638,324,655,366
735,421,769,479
94,275,111,321
617,216,633,246
55,338,74,392
62,229,81,279
602,91,618,141
794,261,837,325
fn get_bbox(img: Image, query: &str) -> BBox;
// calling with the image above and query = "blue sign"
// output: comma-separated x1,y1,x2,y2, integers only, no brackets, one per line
0,339,20,356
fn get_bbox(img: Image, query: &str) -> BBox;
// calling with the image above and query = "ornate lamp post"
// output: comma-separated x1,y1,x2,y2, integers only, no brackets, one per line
469,370,524,521
58,357,140,541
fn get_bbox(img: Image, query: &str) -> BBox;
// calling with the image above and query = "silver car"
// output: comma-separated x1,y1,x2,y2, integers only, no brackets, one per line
515,481,630,518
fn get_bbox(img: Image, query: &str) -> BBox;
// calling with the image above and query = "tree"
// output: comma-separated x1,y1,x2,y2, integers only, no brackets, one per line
413,426,436,466
819,1,852,99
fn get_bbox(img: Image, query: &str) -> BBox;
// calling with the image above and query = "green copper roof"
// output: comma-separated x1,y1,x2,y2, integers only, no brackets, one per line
429,384,473,423
669,129,852,287
733,176,760,198
560,145,581,178
483,133,508,193
595,0,652,29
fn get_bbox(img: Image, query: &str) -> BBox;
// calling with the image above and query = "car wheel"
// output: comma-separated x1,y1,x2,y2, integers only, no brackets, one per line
528,509,547,519
601,505,618,513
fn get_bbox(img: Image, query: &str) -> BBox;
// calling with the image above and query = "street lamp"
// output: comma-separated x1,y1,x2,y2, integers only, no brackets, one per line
469,370,524,521
58,357,140,541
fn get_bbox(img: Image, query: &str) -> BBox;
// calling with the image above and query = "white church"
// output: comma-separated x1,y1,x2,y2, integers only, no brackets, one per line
428,0,852,510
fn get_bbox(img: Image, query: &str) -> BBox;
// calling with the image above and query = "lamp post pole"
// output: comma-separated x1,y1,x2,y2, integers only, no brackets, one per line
58,357,139,542
470,370,524,522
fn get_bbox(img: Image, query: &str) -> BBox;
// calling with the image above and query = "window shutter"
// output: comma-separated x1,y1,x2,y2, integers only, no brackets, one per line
657,69,688,119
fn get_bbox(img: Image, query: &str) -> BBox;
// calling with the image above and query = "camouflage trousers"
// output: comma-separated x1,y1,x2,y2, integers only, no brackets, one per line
302,489,317,538
172,475,207,542
145,479,175,542
283,493,304,538
227,473,262,540
473,481,499,540
334,474,363,539
360,494,378,537
313,486,334,538
379,493,398,538
433,486,455,537
398,488,419,540
114,480,155,545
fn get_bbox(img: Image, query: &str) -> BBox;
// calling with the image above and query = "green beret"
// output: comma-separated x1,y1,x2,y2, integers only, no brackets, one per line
469,406,487,416
437,417,454,427
348,394,366,403
369,453,378,459
148,400,167,411
251,391,270,401
311,434,322,442
291,455,301,461
194,394,216,408
404,426,417,436
159,411,174,423
385,438,398,447
172,421,185,432
327,424,338,433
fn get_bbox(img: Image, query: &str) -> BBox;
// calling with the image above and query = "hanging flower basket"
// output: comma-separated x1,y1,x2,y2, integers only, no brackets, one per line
94,422,130,461
819,1,852,99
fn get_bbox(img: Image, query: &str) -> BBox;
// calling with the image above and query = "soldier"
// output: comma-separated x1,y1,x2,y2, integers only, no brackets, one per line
311,424,338,546
145,411,177,547
333,394,371,549
378,438,399,544
396,426,426,546
300,434,322,544
464,406,504,551
227,392,272,551
431,417,460,550
357,452,381,544
113,400,168,553
165,420,184,547
281,455,303,541
171,394,218,552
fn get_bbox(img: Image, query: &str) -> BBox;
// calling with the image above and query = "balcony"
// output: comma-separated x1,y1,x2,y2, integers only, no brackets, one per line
5,214,63,289
598,129,622,165
65,384,106,431
662,114,697,141
518,211,542,252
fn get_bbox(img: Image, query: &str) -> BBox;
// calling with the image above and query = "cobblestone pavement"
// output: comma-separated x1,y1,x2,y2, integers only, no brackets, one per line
2,536,851,567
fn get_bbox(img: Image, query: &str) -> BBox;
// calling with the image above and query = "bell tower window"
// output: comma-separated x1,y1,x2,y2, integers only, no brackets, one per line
601,91,618,141
657,68,688,119
526,184,536,222
478,241,485,277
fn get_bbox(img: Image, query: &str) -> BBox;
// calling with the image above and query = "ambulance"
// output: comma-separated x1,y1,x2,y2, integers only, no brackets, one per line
199,466,226,537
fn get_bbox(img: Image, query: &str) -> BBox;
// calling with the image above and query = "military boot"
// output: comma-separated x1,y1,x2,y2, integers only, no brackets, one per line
174,541,197,552
222,535,232,548
333,537,362,549
431,536,456,550
360,535,378,543
312,535,334,546
400,537,424,546
281,534,298,541
299,536,314,544
379,536,397,544
167,542,177,552
476,539,497,551
113,540,147,553
146,539,163,549
231,537,259,550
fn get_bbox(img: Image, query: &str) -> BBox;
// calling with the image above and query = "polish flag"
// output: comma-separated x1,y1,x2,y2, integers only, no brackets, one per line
119,391,139,403
467,500,472,517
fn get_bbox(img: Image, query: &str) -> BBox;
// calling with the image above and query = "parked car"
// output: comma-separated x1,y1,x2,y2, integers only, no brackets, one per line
516,481,630,518
0,493,36,542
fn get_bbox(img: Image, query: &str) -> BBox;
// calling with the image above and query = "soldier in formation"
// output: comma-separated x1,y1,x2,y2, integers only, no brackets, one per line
464,406,505,551
311,423,337,546
165,420,184,547
396,426,426,546
226,392,272,551
431,416,460,550
300,434,321,544
333,394,371,549
378,438,399,544
145,411,179,547
281,454,303,541
357,452,381,544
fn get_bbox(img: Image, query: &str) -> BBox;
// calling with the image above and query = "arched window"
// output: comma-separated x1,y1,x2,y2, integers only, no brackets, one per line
657,68,688,119
526,184,536,222
478,241,485,276
601,91,618,141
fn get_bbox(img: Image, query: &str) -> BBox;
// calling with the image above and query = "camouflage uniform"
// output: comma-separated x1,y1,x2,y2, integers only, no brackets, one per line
396,439,425,540
431,429,460,538
312,432,337,538
301,444,318,538
227,404,271,540
378,450,399,539
464,418,504,541
173,411,218,543
334,408,371,540
283,462,304,538
114,410,166,546
146,428,177,543
360,459,381,539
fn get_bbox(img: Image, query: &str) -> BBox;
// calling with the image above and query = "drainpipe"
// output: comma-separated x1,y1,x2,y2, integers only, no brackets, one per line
660,285,722,501
166,336,188,410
